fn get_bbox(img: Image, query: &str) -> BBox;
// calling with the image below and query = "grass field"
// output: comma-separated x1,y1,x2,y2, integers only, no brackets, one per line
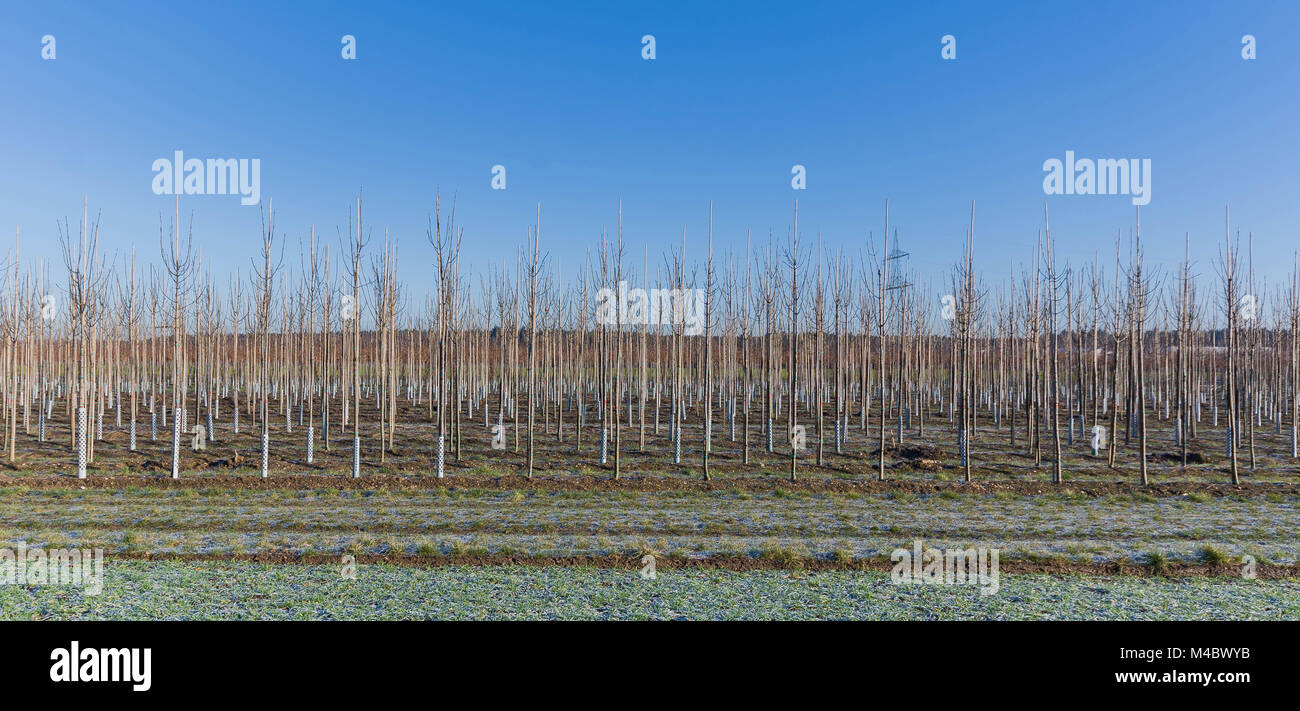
1,470,1297,620
3,559,1297,620
0,483,1294,566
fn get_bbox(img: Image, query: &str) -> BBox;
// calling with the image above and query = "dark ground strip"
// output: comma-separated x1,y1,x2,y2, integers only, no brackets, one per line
8,473,1300,496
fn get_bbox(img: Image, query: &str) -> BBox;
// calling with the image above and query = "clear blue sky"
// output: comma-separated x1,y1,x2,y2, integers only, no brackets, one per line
3,0,1297,299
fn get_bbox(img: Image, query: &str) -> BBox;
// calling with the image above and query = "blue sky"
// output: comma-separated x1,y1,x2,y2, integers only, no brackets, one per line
2,0,1297,300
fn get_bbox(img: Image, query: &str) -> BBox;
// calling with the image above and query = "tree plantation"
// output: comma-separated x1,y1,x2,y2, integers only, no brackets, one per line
11,195,1298,487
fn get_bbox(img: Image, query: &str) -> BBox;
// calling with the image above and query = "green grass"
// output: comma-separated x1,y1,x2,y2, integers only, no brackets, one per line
2,480,1293,569
1143,550,1170,573
1,559,1296,620
1198,544,1232,565
758,542,807,567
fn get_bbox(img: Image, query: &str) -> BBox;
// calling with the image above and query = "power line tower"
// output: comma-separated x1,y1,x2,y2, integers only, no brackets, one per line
886,230,911,293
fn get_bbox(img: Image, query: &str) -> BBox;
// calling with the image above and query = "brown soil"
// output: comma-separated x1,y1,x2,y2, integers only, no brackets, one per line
11,397,1297,485
7,471,1300,497
1155,451,1208,464
873,443,946,460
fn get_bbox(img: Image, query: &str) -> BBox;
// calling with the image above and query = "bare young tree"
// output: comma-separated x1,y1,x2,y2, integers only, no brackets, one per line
342,191,369,477
955,202,983,481
524,204,544,478
158,198,197,479
251,199,283,478
1218,205,1242,484
703,201,715,480
785,200,801,482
